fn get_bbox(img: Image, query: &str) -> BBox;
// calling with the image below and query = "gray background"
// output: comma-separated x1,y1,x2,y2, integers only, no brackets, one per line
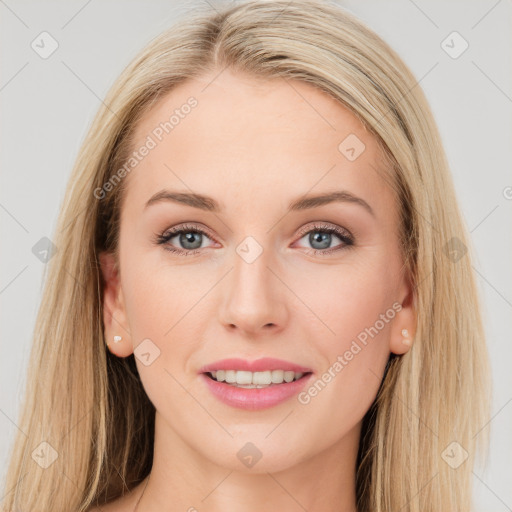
1,0,511,510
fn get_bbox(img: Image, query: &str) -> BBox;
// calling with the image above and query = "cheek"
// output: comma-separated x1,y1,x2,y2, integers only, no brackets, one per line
121,246,209,339
290,254,396,407
123,274,170,341
120,260,202,411
292,253,397,349
292,264,395,443
120,250,211,379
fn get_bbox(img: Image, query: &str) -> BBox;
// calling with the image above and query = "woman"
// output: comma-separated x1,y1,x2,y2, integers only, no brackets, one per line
2,1,491,511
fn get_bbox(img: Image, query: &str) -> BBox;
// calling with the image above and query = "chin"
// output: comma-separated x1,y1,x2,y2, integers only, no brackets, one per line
202,435,311,475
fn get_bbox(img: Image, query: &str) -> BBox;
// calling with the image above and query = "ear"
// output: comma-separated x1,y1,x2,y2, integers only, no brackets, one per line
99,251,133,357
389,269,417,355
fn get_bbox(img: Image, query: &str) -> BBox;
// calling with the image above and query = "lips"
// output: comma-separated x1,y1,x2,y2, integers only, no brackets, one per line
199,371,314,410
198,357,314,410
198,357,313,374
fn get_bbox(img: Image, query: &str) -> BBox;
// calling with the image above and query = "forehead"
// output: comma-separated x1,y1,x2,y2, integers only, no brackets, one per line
125,69,395,222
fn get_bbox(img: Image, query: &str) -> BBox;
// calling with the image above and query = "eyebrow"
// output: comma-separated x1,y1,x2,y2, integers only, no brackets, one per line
144,189,375,217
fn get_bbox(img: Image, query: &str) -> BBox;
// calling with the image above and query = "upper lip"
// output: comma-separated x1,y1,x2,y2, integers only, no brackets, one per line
199,357,313,374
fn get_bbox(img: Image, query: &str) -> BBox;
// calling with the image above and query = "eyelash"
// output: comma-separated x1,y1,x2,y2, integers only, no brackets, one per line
154,222,355,257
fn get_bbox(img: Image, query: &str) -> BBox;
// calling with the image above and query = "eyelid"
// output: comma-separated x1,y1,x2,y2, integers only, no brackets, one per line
164,222,217,240
295,221,352,239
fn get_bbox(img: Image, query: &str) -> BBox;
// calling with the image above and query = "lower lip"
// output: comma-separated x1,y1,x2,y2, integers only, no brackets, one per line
199,372,313,411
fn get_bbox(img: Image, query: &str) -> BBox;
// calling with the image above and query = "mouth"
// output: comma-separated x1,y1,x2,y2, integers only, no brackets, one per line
199,364,315,410
203,369,313,388
198,357,314,409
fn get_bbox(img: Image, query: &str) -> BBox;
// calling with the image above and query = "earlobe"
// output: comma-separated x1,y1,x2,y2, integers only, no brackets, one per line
99,251,133,358
390,310,416,355
390,273,417,355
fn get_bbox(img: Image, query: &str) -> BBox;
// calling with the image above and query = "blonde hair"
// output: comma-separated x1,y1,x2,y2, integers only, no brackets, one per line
2,1,491,511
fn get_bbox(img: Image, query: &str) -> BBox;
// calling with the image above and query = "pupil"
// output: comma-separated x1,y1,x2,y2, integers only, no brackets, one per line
310,231,331,249
180,232,202,250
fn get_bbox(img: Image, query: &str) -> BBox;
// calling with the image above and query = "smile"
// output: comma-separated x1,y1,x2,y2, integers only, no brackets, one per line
206,369,308,387
200,371,313,410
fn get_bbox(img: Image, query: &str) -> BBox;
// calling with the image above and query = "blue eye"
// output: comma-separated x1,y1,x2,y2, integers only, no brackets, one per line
154,222,354,256
154,223,215,256
294,222,354,255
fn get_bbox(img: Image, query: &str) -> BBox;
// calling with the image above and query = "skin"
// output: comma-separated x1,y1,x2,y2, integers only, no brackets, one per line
95,68,416,512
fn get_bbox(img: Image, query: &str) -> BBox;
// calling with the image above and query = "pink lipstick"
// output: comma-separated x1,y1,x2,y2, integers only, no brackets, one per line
198,357,314,411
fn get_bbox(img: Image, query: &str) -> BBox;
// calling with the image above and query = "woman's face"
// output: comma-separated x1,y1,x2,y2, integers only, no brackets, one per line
100,69,415,473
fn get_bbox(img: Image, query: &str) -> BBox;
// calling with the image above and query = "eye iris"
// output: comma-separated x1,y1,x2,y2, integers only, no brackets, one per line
310,231,331,250
180,232,202,250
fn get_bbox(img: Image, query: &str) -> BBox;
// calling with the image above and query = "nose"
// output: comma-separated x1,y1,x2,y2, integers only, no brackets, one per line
218,244,289,336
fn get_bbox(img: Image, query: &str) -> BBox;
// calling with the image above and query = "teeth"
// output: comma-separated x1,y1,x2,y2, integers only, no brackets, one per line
209,369,305,386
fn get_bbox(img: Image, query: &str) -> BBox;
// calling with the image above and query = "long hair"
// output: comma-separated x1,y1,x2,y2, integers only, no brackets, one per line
2,1,491,510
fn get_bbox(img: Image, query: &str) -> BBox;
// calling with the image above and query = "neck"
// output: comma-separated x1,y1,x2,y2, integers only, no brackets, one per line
134,411,360,512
